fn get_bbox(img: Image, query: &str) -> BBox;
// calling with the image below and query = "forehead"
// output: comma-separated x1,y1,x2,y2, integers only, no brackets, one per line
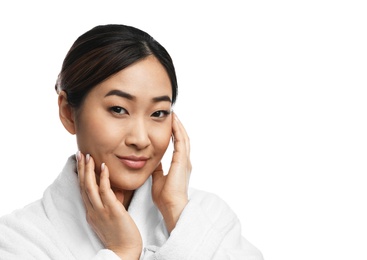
91,56,172,99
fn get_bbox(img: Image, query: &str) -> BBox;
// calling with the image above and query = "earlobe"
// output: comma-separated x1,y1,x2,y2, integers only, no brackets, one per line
58,91,76,135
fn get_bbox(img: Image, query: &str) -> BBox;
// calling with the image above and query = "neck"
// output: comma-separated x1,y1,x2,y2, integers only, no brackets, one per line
113,189,134,209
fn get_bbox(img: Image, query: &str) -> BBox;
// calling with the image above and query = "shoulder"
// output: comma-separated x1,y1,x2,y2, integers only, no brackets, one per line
187,187,238,226
0,200,49,251
188,187,227,207
0,199,73,259
189,188,233,209
0,199,48,232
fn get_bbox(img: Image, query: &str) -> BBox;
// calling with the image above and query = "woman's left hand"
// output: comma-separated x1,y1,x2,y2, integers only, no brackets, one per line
151,113,192,233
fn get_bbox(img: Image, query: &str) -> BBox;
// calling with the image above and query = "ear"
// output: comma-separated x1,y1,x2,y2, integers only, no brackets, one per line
58,91,76,135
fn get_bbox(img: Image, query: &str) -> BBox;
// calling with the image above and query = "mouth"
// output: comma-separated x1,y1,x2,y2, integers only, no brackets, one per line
116,155,149,170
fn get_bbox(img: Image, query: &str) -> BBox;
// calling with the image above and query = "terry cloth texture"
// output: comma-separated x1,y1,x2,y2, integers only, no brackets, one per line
0,155,263,260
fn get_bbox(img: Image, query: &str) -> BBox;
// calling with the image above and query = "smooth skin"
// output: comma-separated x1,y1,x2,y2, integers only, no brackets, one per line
58,55,191,259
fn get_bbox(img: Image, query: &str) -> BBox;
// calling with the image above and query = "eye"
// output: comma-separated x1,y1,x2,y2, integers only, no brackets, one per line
151,110,171,118
110,106,128,115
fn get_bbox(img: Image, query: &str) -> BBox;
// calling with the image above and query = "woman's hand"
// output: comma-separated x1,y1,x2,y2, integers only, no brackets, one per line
76,152,142,259
151,113,192,233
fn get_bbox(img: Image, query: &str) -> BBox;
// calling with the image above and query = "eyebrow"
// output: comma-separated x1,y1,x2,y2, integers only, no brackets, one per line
105,89,134,100
105,89,172,103
152,95,172,103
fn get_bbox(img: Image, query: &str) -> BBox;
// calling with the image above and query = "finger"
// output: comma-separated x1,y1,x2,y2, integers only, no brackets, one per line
172,113,190,159
171,114,192,181
76,151,93,209
99,163,121,208
84,154,103,209
173,113,190,153
76,151,85,185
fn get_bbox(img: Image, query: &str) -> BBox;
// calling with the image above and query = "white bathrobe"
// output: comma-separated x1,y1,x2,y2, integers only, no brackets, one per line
0,156,263,260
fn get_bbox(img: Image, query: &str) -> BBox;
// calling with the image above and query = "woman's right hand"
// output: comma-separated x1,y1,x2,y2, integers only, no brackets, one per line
76,151,142,259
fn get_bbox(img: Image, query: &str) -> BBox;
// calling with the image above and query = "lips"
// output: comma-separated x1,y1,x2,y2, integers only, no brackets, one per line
117,155,148,170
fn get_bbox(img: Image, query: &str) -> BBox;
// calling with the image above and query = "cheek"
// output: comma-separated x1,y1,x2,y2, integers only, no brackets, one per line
75,111,118,154
151,121,172,157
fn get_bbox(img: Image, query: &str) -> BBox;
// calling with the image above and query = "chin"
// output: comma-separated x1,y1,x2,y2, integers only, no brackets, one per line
110,172,151,191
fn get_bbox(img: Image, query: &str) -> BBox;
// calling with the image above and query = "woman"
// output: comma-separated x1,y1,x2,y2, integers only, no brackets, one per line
0,24,263,259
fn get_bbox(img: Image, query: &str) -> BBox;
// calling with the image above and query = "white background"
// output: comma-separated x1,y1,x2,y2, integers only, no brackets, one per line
0,1,366,259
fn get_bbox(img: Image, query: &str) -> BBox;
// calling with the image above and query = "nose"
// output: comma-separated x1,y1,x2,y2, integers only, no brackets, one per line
125,118,151,150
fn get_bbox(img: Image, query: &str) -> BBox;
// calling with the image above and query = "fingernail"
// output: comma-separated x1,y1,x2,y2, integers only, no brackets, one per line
101,163,105,171
86,154,90,163
76,151,81,162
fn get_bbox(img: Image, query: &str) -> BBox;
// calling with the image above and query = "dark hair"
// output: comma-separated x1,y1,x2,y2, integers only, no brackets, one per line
55,24,178,107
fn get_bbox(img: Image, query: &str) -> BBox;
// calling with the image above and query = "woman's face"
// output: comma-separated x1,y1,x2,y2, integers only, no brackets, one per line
74,55,173,191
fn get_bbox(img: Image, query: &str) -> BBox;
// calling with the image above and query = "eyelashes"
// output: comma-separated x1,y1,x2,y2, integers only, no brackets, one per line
109,106,171,119
151,110,171,118
110,106,127,115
